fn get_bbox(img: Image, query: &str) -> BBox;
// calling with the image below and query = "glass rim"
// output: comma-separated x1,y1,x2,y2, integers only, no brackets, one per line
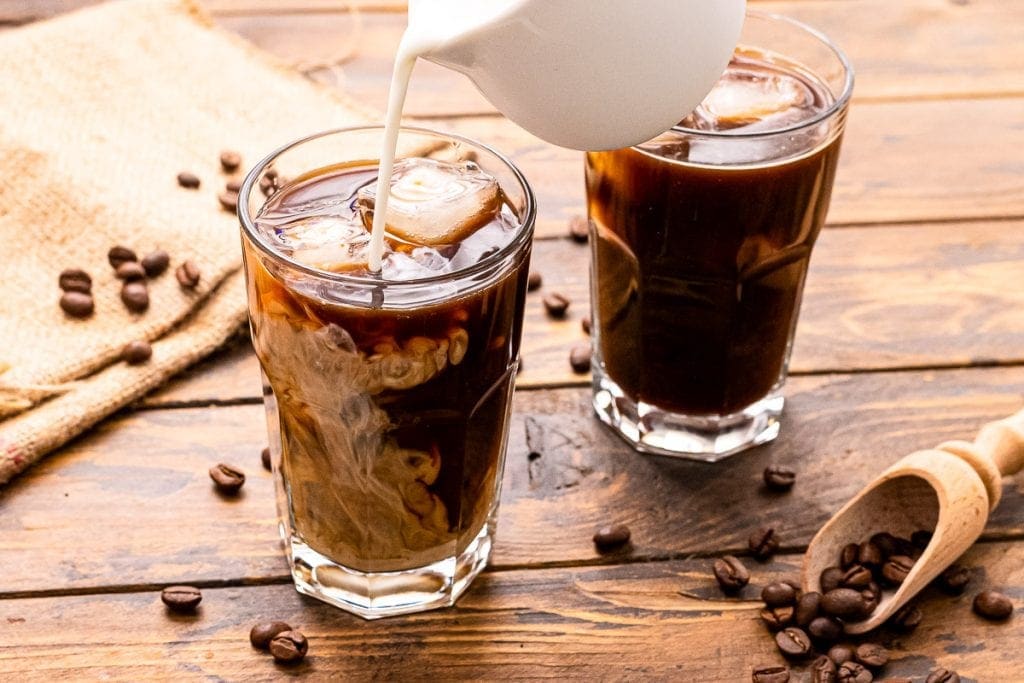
666,10,855,141
238,125,537,288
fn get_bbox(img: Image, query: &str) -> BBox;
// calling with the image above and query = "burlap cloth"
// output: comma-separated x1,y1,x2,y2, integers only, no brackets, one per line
0,0,377,484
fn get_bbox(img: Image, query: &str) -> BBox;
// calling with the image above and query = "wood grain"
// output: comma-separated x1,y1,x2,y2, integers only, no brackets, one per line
0,543,1020,680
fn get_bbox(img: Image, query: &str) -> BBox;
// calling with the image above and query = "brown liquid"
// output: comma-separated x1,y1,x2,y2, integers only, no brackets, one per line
587,51,844,416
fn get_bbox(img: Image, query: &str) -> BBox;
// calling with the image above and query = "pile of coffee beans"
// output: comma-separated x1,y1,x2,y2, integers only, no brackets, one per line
250,621,309,665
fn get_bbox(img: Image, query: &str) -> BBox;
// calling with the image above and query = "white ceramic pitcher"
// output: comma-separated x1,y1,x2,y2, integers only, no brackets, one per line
407,0,747,151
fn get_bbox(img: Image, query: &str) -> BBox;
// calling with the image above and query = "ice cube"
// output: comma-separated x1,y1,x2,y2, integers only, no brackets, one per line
683,62,816,132
358,158,502,246
255,214,375,272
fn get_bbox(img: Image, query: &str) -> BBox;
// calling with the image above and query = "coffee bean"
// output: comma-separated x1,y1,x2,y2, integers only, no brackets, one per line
209,463,245,494
568,215,589,243
161,585,202,613
807,616,843,643
760,606,794,631
60,291,94,318
925,669,960,683
911,529,933,549
122,340,152,365
752,665,790,683
839,543,859,569
581,315,591,335
259,174,277,197
820,566,844,594
775,627,812,658
115,261,147,281
108,245,138,269
763,465,796,491
973,589,1013,620
593,524,630,551
226,179,243,194
837,661,872,683
121,282,150,313
860,583,881,616
177,171,201,189
821,588,867,620
250,621,292,649
881,555,915,585
527,271,542,291
269,630,307,664
218,191,239,212
542,292,570,318
176,261,201,289
782,579,803,599
794,591,821,627
748,527,780,561
937,564,971,594
840,565,872,589
762,582,797,608
827,644,855,666
261,447,272,471
810,655,838,683
857,541,883,568
854,643,888,669
888,603,922,632
59,268,92,293
713,555,749,592
868,532,898,558
141,250,170,277
220,150,242,173
569,343,591,374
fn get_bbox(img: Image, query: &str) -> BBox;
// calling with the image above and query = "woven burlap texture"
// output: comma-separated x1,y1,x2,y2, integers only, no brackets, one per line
0,0,377,484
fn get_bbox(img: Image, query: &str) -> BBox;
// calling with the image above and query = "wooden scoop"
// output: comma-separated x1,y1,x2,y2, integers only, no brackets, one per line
802,407,1024,634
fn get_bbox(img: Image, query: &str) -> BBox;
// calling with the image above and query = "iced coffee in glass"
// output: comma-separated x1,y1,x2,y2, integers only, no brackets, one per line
238,127,535,618
587,13,853,460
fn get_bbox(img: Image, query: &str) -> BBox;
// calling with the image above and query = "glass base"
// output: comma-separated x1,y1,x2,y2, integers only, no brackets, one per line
286,513,495,620
592,368,783,462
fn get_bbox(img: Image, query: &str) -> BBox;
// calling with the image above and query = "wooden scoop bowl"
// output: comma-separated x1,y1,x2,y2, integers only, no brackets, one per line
802,407,1024,634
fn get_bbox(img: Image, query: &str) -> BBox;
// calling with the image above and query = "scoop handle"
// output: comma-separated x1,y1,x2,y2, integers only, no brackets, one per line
973,407,1024,477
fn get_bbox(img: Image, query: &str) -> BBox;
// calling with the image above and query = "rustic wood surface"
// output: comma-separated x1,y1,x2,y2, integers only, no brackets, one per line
2,1,1023,680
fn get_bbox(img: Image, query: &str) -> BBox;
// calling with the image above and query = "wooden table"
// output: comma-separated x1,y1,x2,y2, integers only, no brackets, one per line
3,1,1024,680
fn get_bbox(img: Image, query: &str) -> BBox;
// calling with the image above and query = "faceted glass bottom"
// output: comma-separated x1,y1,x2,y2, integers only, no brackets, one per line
592,365,784,462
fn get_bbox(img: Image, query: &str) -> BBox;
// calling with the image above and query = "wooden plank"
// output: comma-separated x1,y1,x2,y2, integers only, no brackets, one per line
1,543,1021,680
5,365,1024,593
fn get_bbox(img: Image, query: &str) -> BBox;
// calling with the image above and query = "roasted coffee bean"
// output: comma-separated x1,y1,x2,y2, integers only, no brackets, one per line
881,555,915,585
888,603,922,632
783,579,803,597
542,292,570,318
973,589,1013,620
820,566,844,594
911,529,933,549
177,171,201,189
60,291,94,318
220,150,242,173
839,543,859,569
840,565,872,589
837,661,872,683
226,179,243,194
527,271,542,291
218,191,239,212
868,532,898,558
122,340,152,365
751,665,790,683
269,630,308,664
855,643,889,669
763,464,796,491
760,606,794,631
713,555,749,592
581,315,591,335
176,261,201,289
250,621,292,649
937,564,971,594
775,627,812,658
748,527,780,561
925,669,960,683
141,250,170,277
807,616,843,643
115,261,147,281
827,644,855,666
121,282,150,313
161,585,202,613
762,581,797,608
860,583,881,616
568,215,589,243
209,463,246,494
108,245,138,269
794,591,821,627
569,343,592,374
857,541,883,568
259,174,277,197
593,524,630,551
821,588,867,619
261,447,272,472
810,655,838,683
59,268,92,293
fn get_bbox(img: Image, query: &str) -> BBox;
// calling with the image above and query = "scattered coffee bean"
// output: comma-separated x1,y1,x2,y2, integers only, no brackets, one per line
888,602,922,632
881,555,915,586
794,591,821,627
973,589,1013,620
762,582,797,608
259,174,277,197
810,655,838,683
568,215,589,243
220,150,243,173
527,271,542,291
108,245,138,269
59,268,92,293
269,630,308,664
593,524,630,551
748,527,780,561
837,661,872,683
752,665,790,683
218,190,239,212
821,588,867,620
925,669,960,683
176,261,201,289
840,565,872,589
911,529,933,549
807,616,843,643
226,179,243,194
775,627,812,658
177,171,201,189
115,261,147,281
855,643,889,669
250,621,292,649
122,340,152,365
839,543,859,569
542,292,570,318
713,555,749,593
760,606,794,631
161,585,202,613
828,644,855,666
121,282,150,313
60,291,94,318
261,447,272,471
857,541,883,568
820,566,844,594
937,564,971,594
141,250,170,277
569,343,592,374
763,465,796,491
581,315,591,335
209,463,246,494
